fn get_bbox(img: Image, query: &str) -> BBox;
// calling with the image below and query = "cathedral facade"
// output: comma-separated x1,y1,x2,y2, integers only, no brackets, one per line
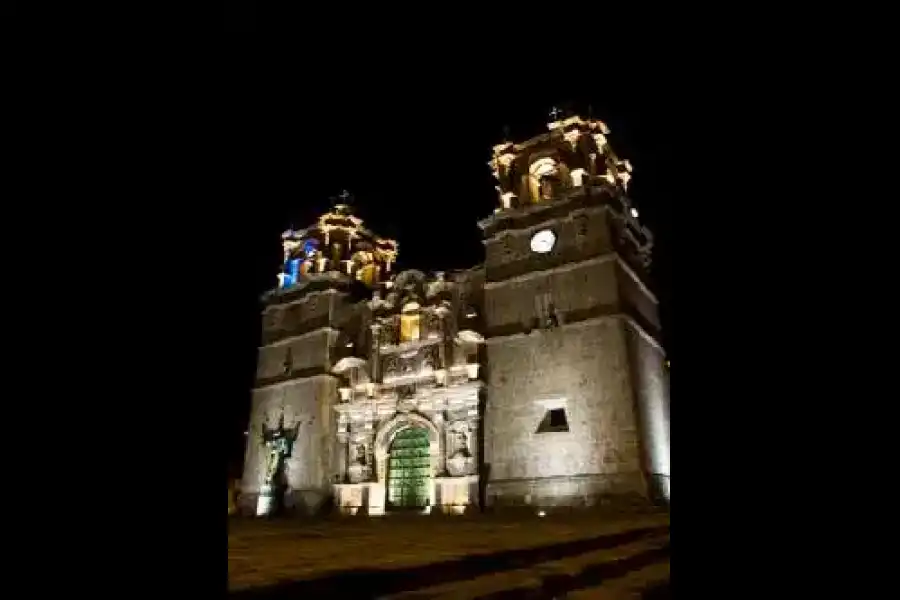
239,114,670,517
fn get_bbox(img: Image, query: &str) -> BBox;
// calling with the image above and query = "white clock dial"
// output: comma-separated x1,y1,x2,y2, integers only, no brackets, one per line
530,229,556,254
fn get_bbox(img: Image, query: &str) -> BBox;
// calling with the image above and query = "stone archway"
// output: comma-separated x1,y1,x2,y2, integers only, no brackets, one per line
374,412,441,511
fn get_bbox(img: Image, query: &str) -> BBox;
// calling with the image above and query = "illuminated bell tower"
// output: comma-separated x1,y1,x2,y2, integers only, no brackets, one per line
278,201,398,289
479,111,670,509
239,196,399,516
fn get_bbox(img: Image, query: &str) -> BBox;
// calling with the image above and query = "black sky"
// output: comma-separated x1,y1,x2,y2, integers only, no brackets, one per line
222,75,676,469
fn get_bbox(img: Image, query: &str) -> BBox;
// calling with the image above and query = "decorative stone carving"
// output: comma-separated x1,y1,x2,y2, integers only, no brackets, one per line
347,463,367,483
381,316,399,345
400,354,416,376
382,354,399,378
446,422,475,476
396,384,416,400
425,311,443,339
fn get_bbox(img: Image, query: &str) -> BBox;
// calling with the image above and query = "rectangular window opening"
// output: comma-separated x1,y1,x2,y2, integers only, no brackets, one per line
536,407,569,433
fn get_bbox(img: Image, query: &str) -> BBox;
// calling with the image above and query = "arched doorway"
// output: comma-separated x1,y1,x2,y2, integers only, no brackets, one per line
386,426,431,510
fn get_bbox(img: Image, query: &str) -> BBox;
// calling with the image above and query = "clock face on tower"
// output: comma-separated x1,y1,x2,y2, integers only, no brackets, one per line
530,229,556,254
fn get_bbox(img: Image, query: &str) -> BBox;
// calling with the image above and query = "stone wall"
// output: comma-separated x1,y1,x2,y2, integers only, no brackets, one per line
483,207,614,284
261,289,340,344
255,328,338,381
615,262,660,333
484,318,646,506
624,321,670,502
240,375,339,515
484,256,619,336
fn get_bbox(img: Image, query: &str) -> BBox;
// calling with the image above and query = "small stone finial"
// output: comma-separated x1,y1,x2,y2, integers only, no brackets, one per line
502,124,511,141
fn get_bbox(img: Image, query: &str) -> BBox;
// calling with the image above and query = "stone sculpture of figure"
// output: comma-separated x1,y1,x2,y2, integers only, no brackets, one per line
355,444,367,466
455,429,471,458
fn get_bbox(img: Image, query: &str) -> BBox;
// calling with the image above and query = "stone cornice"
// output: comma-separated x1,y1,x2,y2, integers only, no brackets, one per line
615,257,658,305
259,326,338,350
483,249,656,306
262,314,333,345
478,186,614,239
621,316,666,354
263,287,341,312
261,274,352,306
484,238,612,284
254,366,337,391
484,252,615,289
485,312,663,351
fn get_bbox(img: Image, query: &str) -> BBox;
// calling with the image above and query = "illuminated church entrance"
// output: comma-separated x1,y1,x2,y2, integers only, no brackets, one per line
386,427,431,510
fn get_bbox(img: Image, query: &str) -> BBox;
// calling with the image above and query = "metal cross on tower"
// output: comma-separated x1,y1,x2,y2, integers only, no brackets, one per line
329,190,354,212
549,106,562,121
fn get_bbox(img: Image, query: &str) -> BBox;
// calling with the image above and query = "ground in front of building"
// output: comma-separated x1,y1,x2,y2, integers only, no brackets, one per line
229,510,670,598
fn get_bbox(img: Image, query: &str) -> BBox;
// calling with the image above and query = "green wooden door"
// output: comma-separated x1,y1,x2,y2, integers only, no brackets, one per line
387,427,431,509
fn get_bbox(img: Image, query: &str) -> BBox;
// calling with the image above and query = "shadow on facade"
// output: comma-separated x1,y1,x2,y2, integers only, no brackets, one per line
229,525,669,598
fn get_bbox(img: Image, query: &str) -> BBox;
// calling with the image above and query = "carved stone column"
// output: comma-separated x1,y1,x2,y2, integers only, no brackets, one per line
370,323,382,383
437,316,447,370
336,429,349,484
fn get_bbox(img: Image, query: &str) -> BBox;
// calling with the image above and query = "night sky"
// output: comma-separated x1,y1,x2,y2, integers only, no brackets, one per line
223,83,675,472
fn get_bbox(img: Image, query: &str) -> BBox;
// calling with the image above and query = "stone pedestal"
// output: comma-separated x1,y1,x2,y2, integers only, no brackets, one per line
333,483,366,515
333,482,387,516
435,475,478,514
367,483,386,515
256,484,275,516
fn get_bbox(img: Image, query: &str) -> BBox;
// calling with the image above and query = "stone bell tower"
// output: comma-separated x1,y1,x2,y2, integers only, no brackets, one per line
239,197,399,516
479,111,670,509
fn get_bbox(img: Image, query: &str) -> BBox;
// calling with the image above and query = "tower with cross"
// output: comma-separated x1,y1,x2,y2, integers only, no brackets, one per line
479,111,669,508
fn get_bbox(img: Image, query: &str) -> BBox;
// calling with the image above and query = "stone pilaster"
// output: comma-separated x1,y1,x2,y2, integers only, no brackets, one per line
370,323,382,383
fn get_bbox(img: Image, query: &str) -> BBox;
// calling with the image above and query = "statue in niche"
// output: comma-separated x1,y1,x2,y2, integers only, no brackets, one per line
402,358,415,375
355,444,367,466
425,311,443,339
383,355,396,378
260,410,300,515
446,424,474,476
454,429,471,458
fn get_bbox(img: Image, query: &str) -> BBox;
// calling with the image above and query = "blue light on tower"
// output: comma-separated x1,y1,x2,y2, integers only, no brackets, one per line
281,258,301,288
303,238,318,257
